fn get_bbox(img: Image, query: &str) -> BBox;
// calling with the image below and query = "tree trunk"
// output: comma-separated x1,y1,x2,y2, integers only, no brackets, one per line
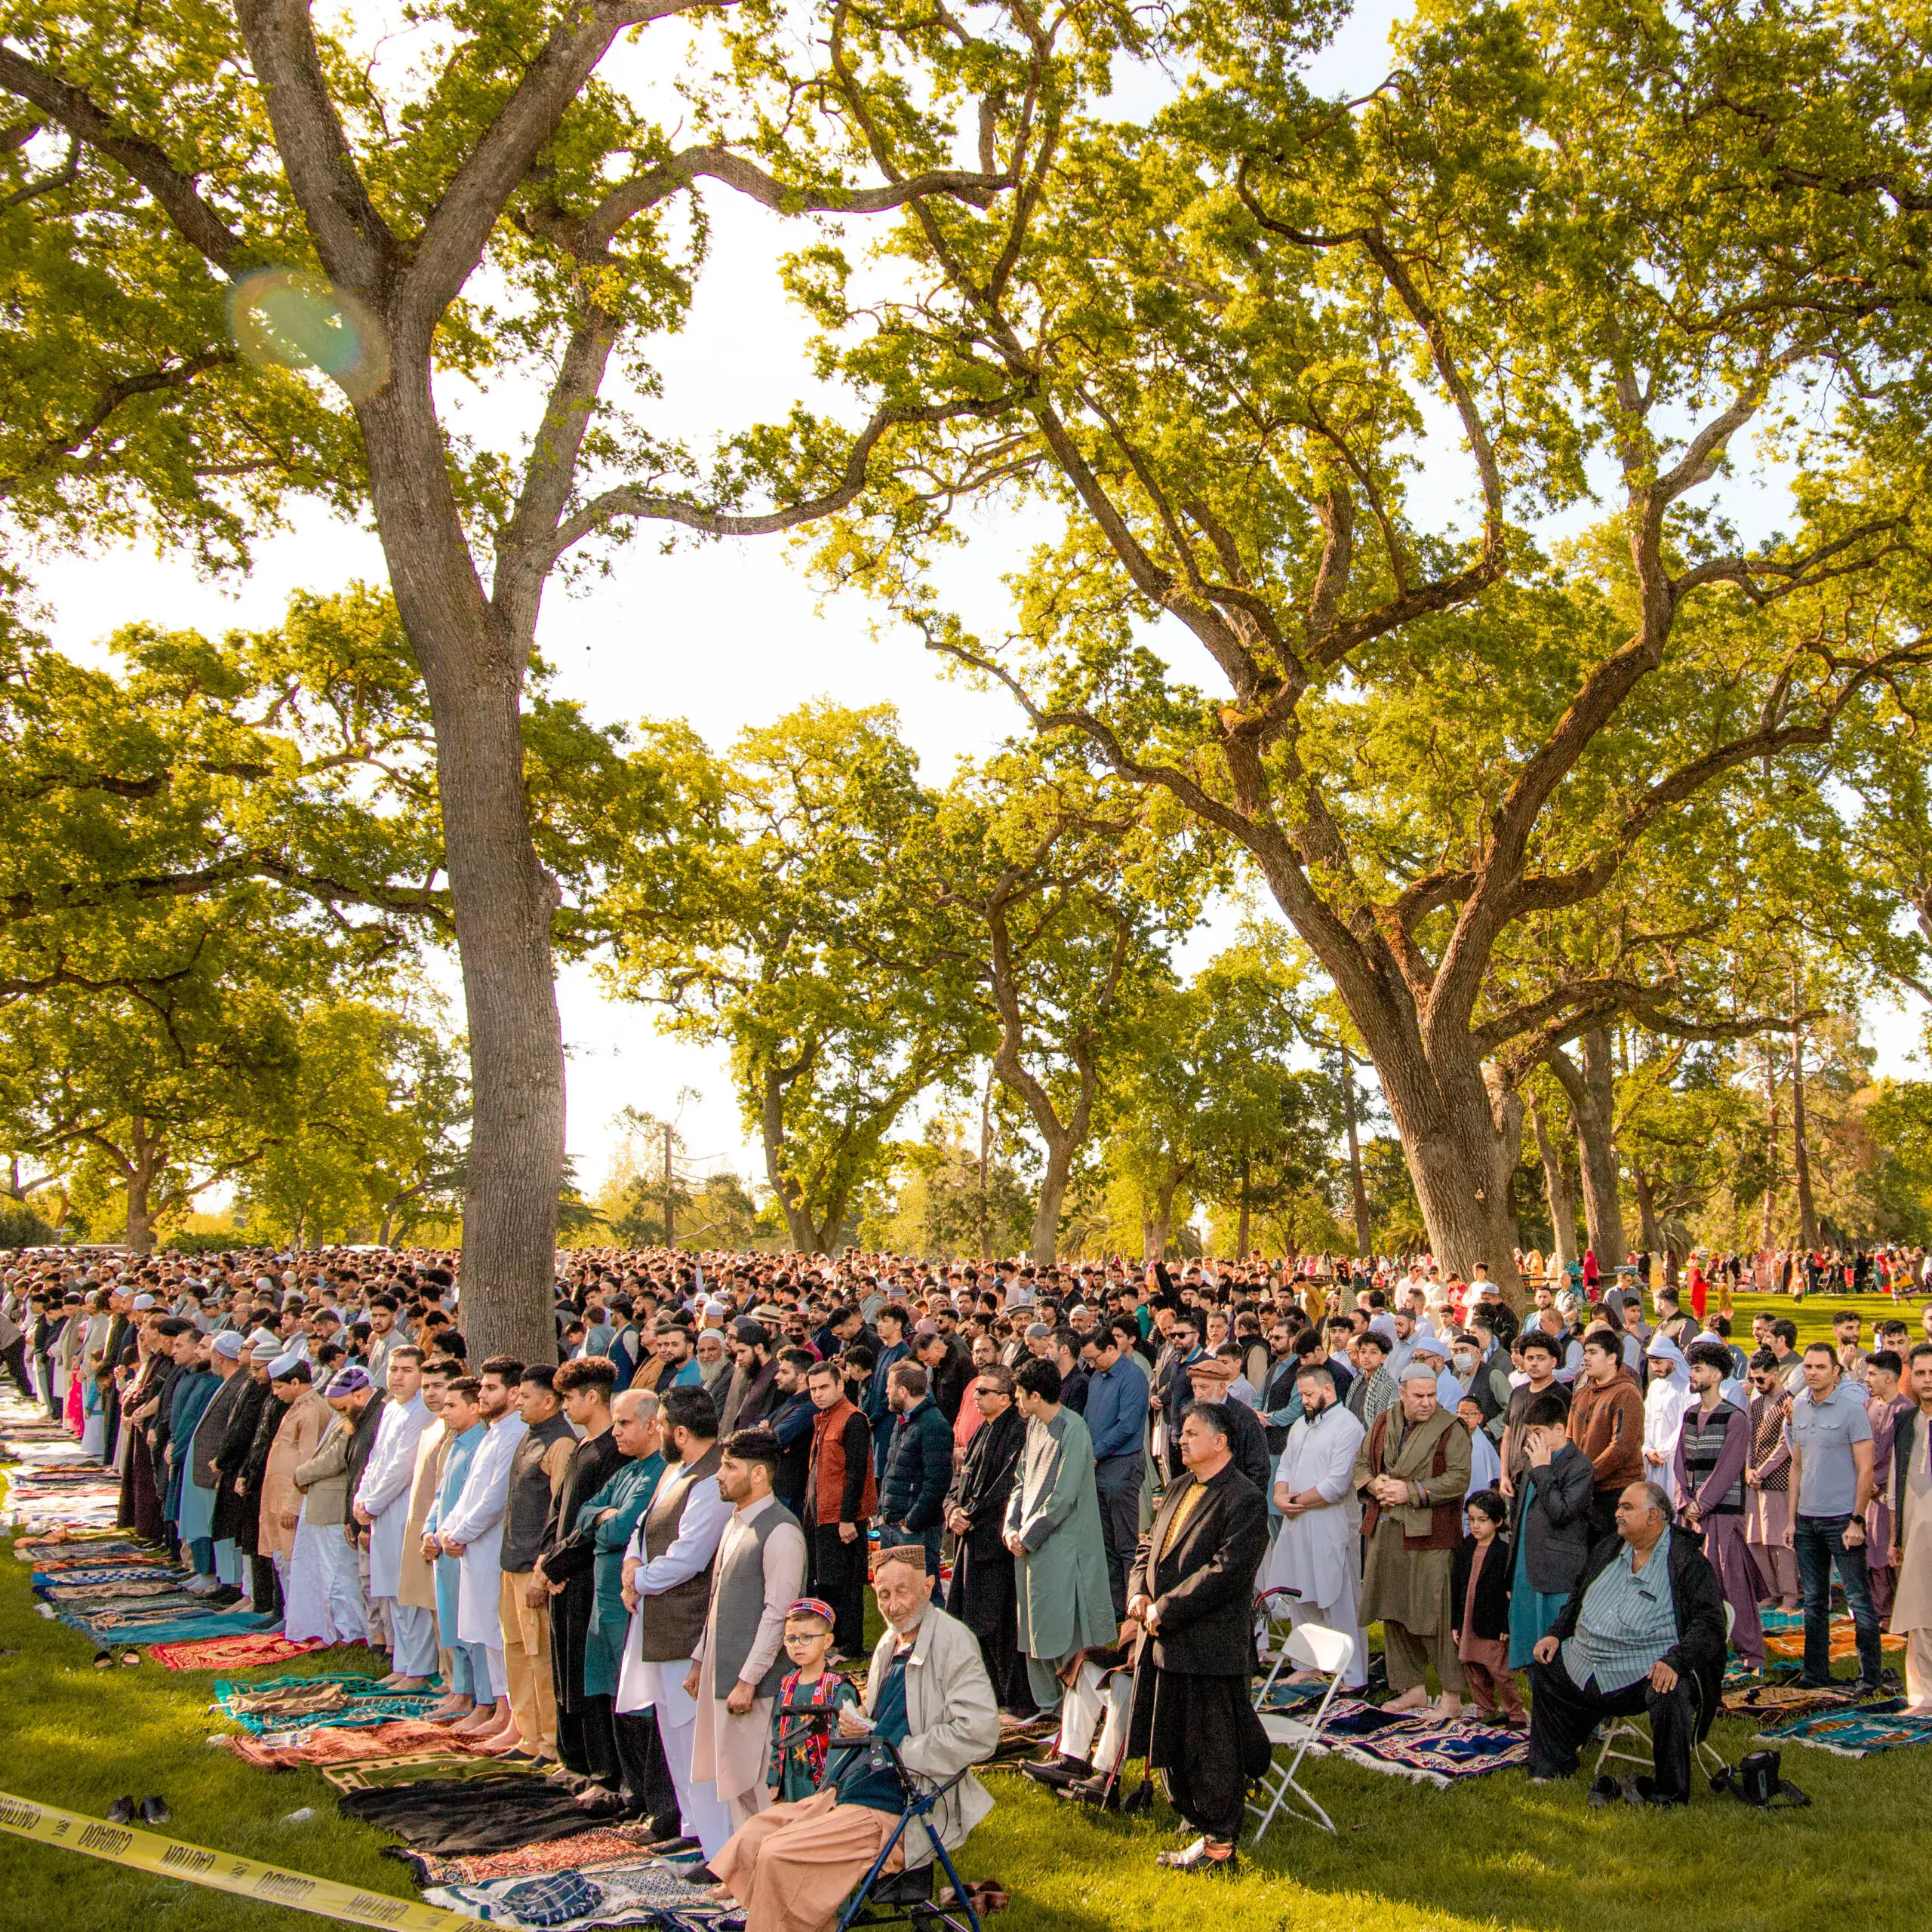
123,1120,159,1256
1550,1032,1627,1272
977,1075,994,1263
1632,1164,1663,1256
1340,1055,1371,1258
1030,1134,1075,1263
760,1066,820,1254
1791,994,1818,1251
1528,1093,1578,1272
1759,1035,1780,1249
352,374,564,1364
1236,1153,1251,1261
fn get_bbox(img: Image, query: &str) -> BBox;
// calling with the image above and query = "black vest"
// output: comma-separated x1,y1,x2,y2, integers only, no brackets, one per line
501,1413,577,1572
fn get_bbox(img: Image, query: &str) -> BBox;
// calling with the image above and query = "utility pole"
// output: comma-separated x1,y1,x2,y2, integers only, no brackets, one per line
663,1120,676,1251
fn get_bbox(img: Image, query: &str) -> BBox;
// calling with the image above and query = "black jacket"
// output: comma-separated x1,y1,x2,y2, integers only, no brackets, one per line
1222,1398,1273,1499
1893,1406,1925,1552
945,1404,1025,1559
211,1374,270,1544
1511,1441,1598,1597
1450,1531,1513,1642
1548,1527,1727,1734
1128,1460,1268,1677
878,1396,952,1531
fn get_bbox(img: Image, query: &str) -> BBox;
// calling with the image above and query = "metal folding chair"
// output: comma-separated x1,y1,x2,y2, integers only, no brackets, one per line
1246,1621,1354,1840
1591,1604,1734,1792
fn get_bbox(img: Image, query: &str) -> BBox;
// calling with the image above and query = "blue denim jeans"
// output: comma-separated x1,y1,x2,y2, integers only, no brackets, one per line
1793,1512,1883,1684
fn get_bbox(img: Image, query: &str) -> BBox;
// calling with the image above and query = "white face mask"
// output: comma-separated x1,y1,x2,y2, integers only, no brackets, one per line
1454,1352,1477,1374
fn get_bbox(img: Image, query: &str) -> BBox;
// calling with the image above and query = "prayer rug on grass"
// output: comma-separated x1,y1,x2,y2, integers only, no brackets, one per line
423,1863,736,1928
1721,1682,1857,1718
341,1776,623,1853
1762,1617,1904,1663
61,1604,278,1645
398,1826,670,1886
151,1629,332,1670
223,1720,494,1770
1755,1699,1932,1758
321,1753,538,1794
39,1575,189,1599
214,1674,446,1731
1257,1677,1330,1711
1335,1718,1531,1787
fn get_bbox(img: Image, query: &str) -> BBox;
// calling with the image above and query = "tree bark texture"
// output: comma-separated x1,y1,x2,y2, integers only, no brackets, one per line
1341,1055,1371,1259
356,377,564,1366
1549,1032,1627,1272
1528,1093,1578,1272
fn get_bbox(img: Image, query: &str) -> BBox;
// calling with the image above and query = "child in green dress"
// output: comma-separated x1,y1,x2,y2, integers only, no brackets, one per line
767,1597,862,1801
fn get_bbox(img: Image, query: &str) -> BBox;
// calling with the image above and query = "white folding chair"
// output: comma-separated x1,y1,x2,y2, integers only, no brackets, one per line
1247,1622,1353,1840
1592,1604,1733,1789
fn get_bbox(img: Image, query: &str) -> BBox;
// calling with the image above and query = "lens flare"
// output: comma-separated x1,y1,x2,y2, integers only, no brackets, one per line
228,268,389,401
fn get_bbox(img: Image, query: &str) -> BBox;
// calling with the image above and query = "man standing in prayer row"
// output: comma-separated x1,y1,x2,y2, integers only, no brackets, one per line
1263,1361,1368,1687
1004,1356,1117,1713
1355,1361,1471,1718
287,1365,375,1646
497,1364,576,1760
352,1344,435,1688
1567,1331,1647,1543
1789,1341,1883,1694
533,1361,630,1801
1672,1340,1765,1672
1743,1348,1798,1611
688,1427,808,1839
435,1355,531,1749
617,1386,733,1857
1127,1401,1272,1878
1889,1341,1932,1707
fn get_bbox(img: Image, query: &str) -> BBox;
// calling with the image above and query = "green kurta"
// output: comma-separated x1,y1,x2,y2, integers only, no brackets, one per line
1004,1404,1116,1700
1354,1406,1471,1636
578,1450,666,1700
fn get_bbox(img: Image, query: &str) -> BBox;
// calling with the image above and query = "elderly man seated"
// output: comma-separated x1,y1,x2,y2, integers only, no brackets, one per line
1527,1479,1727,1806
709,1544,998,1932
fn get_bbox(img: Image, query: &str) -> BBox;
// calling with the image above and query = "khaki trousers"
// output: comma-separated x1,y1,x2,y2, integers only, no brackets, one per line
712,1787,904,1932
499,1568,556,1756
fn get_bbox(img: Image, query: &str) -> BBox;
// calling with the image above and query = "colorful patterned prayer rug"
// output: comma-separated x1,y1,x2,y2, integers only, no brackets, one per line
149,1629,334,1670
1762,1616,1905,1662
423,1861,734,1927
1334,1718,1532,1786
1755,1699,1932,1758
400,1826,669,1886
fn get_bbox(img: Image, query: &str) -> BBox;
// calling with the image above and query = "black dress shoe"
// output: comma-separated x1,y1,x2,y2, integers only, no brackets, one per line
106,1797,136,1826
1018,1754,1092,1790
140,1796,171,1825
1059,1777,1119,1810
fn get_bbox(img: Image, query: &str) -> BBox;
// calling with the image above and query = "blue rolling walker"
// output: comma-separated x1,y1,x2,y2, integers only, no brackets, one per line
771,1701,985,1932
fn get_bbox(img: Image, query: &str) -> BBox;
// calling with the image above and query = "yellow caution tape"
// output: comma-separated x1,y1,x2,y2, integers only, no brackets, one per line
0,1790,477,1929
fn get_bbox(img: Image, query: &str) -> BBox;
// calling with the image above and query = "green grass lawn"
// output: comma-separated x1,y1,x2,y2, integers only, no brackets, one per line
1,1287,1922,1932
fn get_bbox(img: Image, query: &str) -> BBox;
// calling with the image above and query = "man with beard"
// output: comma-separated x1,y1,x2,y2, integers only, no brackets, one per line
1354,1361,1472,1718
532,1363,631,1792
1672,1339,1766,1672
235,1340,294,1613
1262,1361,1369,1687
709,1545,998,1932
617,1386,734,1856
352,1344,435,1687
946,1361,1030,1711
1125,1403,1272,1877
205,1329,274,1604
435,1356,531,1749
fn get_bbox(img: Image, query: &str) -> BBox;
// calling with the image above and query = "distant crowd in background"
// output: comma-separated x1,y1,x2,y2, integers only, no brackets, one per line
4,1238,1932,1900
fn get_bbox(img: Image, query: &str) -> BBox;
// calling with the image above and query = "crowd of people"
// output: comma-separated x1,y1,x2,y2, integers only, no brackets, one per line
4,1241,1932,1913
